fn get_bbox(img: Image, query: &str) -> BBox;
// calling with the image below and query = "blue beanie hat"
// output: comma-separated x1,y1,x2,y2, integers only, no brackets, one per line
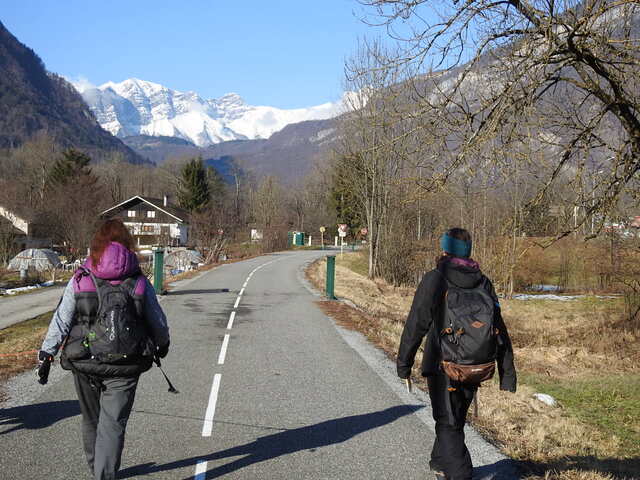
440,233,472,258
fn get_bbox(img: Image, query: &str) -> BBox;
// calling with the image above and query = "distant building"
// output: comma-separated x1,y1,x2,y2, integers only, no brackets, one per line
101,195,189,249
0,205,51,249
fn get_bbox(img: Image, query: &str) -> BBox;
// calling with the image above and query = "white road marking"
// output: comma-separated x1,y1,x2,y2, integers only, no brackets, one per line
218,334,230,365
198,258,281,443
227,311,236,329
202,374,221,437
194,460,208,479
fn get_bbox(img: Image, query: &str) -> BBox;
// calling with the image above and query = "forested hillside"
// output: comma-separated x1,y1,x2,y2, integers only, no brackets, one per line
0,21,143,163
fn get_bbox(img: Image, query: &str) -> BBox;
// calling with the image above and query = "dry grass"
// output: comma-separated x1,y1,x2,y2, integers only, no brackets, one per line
306,253,640,480
0,311,53,392
502,298,640,378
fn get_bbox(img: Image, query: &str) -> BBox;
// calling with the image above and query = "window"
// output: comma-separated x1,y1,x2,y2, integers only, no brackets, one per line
142,225,155,233
147,211,156,218
127,210,136,218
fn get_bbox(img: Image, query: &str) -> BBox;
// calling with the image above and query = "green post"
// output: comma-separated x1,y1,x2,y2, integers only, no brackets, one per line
326,255,336,300
153,248,165,294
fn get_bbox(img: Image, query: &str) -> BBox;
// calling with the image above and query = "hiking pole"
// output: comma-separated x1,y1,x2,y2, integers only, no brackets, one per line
154,356,179,394
405,378,412,393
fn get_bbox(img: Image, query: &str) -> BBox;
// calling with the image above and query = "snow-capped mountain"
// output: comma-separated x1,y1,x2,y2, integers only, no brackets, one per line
75,78,347,147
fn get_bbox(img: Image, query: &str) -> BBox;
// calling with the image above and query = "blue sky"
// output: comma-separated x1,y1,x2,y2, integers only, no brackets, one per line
2,0,385,108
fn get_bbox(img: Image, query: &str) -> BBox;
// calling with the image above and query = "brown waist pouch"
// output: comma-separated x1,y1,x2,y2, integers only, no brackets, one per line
441,361,495,384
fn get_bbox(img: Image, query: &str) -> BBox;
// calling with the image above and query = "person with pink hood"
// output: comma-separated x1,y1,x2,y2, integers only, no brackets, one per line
38,219,170,480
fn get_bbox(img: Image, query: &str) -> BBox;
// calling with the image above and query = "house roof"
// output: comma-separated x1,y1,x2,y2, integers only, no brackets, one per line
101,196,189,223
0,215,26,236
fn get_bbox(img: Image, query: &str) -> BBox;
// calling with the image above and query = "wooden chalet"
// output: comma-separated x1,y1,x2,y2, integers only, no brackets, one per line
101,196,189,249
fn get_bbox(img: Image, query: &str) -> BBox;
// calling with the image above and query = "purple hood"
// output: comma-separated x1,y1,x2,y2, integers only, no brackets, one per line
84,242,140,280
449,256,480,270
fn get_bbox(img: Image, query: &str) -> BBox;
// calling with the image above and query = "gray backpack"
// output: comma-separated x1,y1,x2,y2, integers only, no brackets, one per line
439,280,499,384
84,271,150,364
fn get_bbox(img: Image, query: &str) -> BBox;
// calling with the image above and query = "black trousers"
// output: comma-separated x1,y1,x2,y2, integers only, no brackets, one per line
427,373,477,480
73,373,139,480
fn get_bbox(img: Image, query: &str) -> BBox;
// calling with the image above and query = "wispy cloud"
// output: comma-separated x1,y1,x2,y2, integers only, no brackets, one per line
64,75,96,93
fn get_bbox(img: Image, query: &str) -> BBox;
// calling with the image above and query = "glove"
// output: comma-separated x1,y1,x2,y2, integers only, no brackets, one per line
37,350,53,385
156,342,170,359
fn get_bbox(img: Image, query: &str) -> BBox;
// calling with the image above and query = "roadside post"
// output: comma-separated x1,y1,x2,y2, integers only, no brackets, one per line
338,224,348,258
326,255,336,300
320,226,326,250
153,247,165,294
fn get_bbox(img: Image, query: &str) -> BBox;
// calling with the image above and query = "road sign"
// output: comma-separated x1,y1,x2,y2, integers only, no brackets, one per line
339,231,347,237
338,224,348,237
360,227,368,236
320,226,326,233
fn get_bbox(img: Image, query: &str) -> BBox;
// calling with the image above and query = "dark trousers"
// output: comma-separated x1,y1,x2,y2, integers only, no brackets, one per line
73,373,139,480
427,373,477,480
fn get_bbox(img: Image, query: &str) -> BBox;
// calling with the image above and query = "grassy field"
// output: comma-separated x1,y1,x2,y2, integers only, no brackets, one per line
307,252,639,480
0,311,53,391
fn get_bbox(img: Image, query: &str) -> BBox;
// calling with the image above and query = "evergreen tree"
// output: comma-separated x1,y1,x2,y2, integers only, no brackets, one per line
178,157,210,212
48,148,92,186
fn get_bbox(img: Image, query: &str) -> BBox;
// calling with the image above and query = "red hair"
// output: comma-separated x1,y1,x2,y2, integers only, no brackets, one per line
90,219,136,266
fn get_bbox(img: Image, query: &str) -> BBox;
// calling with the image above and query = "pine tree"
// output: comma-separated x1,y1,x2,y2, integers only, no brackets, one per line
48,148,92,186
177,157,210,212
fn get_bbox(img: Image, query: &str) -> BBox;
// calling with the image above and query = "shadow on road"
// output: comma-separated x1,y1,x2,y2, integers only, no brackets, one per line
168,289,230,296
0,400,80,435
120,404,423,479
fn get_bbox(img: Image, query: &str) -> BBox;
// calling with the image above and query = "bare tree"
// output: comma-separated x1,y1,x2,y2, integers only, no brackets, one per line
359,0,640,238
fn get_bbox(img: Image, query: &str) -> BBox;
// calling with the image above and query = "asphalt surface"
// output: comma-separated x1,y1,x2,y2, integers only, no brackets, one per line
0,251,518,479
0,284,65,329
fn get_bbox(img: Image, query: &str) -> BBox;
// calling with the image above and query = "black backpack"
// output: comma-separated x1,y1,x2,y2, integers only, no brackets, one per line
84,271,150,364
439,279,499,385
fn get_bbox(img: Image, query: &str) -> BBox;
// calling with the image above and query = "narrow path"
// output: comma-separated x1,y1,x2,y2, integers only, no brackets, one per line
0,285,65,329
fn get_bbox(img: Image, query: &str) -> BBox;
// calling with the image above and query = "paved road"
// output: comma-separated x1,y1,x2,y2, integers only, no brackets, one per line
0,285,65,329
0,251,516,479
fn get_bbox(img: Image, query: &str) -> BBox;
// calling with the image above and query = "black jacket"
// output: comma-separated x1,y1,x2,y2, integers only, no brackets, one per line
397,257,517,392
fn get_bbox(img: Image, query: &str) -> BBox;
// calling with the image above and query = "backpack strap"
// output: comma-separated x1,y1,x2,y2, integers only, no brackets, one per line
77,266,103,312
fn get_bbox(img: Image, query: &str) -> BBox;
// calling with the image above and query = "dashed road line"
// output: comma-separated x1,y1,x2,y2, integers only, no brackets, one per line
196,257,281,479
226,311,236,330
218,334,230,365
202,373,222,437
194,461,208,479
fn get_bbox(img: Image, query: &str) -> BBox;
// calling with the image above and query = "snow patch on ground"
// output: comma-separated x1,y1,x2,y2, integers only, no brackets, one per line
1,281,55,296
533,393,558,407
512,293,618,301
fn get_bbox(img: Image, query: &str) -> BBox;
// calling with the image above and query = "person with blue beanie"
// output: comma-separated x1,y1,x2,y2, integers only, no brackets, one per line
397,228,516,480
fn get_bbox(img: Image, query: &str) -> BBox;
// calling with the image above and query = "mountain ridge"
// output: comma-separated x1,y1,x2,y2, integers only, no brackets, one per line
77,77,347,147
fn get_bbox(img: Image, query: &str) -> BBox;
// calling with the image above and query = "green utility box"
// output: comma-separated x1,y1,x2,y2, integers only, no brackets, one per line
326,255,336,300
289,232,305,247
153,248,165,294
